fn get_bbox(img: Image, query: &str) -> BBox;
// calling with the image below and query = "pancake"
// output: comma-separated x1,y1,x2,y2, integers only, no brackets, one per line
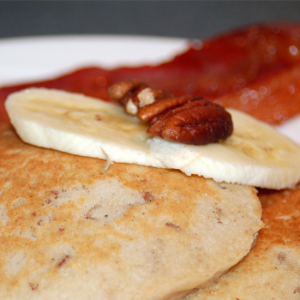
0,124,263,300
187,184,300,300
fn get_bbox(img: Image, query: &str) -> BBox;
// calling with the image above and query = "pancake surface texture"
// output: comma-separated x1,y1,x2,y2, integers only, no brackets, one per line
187,184,300,300
0,124,263,300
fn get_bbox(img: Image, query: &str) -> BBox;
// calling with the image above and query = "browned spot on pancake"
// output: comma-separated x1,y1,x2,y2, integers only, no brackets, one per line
143,191,154,203
294,287,300,294
277,252,286,263
29,282,39,291
45,198,52,204
57,255,70,268
85,204,102,220
165,222,181,232
95,114,102,121
50,190,59,199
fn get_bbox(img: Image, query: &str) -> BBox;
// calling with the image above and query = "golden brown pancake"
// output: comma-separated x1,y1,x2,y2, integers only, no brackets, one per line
0,124,262,300
187,184,300,300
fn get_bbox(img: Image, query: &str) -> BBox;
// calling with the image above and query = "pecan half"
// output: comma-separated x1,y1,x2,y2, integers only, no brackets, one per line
140,96,233,145
109,79,233,145
109,79,171,115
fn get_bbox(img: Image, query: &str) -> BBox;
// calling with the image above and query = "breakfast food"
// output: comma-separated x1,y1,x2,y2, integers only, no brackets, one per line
0,123,263,300
1,23,300,126
1,21,300,300
5,88,300,189
186,184,300,300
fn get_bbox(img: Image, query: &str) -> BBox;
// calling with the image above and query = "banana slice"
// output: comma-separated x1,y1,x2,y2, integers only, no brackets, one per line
5,88,300,189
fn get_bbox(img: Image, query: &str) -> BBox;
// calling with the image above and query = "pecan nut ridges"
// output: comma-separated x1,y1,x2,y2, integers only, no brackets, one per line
109,79,171,115
142,96,233,145
109,80,233,145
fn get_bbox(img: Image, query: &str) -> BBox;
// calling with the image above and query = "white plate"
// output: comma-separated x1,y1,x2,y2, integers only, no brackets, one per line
0,35,187,85
0,35,299,144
